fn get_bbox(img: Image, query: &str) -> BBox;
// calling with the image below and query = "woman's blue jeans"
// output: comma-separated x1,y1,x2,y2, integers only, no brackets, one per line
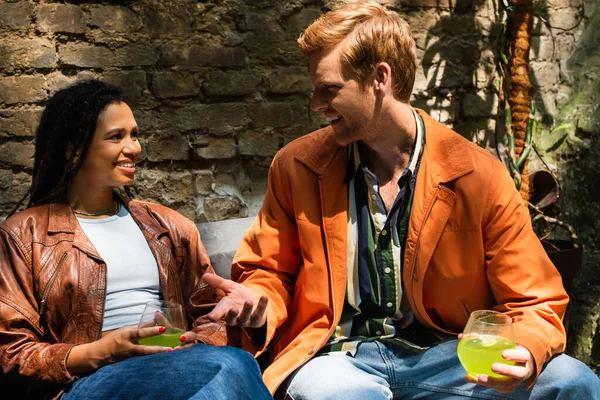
62,344,272,400
285,339,600,399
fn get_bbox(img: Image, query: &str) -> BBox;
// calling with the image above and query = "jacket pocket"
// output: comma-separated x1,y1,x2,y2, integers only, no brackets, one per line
39,252,68,315
461,298,474,320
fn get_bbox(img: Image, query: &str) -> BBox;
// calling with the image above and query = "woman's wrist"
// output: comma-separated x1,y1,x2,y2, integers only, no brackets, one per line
66,342,107,375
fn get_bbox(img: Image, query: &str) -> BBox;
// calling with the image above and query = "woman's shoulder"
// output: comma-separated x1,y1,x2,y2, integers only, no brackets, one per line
1,204,51,234
0,204,54,252
128,199,196,232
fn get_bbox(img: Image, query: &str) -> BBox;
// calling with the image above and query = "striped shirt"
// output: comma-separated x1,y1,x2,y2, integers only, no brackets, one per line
322,107,445,355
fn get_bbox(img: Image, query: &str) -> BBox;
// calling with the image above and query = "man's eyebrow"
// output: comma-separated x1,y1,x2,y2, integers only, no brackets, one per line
314,79,336,87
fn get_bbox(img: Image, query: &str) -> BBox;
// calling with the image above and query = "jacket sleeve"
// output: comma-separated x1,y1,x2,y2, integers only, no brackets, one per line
231,151,303,356
482,163,569,386
182,221,228,346
0,227,76,387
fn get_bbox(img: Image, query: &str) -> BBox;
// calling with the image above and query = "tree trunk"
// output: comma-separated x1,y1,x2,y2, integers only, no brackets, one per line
508,0,533,201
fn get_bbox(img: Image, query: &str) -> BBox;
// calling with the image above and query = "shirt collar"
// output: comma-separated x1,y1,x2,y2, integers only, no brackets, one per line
344,106,425,183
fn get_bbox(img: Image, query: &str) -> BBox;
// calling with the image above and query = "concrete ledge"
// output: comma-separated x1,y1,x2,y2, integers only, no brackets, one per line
197,216,255,279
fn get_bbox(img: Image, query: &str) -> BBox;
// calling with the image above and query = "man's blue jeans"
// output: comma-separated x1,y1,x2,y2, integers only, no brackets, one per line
285,339,600,399
62,344,272,400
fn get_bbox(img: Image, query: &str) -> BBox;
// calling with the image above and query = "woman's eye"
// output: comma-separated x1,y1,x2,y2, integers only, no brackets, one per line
109,134,122,140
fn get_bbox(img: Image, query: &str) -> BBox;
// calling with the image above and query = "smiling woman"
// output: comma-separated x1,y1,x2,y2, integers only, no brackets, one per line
0,80,272,400
68,102,141,215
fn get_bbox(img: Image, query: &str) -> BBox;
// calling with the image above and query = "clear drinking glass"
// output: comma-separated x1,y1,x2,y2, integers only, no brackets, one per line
137,300,186,348
457,310,517,379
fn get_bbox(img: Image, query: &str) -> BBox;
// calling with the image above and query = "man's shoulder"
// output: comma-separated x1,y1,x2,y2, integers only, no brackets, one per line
274,126,343,176
277,126,336,158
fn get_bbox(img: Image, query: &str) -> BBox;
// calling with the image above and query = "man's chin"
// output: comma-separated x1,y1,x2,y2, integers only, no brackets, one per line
332,129,355,147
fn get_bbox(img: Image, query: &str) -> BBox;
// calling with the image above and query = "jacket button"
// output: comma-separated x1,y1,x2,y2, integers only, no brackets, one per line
308,346,315,355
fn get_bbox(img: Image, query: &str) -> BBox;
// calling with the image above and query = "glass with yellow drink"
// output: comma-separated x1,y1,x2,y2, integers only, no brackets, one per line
137,300,186,348
457,310,516,379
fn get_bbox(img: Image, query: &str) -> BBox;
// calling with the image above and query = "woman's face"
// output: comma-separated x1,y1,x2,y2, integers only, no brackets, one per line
74,102,141,190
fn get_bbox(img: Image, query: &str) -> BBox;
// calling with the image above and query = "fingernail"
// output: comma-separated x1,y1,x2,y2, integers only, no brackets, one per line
180,335,187,342
166,348,173,352
158,326,167,333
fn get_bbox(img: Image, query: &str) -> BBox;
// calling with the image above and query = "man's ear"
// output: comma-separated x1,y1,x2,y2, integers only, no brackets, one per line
373,62,393,94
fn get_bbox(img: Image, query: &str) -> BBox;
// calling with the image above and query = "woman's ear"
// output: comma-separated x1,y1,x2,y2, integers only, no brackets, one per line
65,145,81,169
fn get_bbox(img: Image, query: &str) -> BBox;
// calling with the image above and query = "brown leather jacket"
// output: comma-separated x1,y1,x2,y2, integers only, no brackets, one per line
0,197,226,399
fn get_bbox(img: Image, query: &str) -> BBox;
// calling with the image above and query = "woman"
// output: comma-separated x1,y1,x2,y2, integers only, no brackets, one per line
0,80,272,400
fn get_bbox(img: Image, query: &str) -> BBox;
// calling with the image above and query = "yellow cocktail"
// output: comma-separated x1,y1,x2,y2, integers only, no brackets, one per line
458,310,515,379
458,334,516,378
138,328,185,348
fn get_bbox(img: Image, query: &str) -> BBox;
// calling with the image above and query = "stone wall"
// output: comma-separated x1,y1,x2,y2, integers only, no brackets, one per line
1,0,598,368
0,0,586,221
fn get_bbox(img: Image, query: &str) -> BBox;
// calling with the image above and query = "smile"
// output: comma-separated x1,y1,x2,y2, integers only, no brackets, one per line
116,162,135,168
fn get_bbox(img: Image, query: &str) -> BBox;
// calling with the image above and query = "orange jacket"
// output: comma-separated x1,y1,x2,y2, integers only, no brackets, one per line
232,110,568,394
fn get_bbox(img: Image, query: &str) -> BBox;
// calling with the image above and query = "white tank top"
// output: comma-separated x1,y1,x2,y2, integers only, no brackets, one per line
77,204,161,331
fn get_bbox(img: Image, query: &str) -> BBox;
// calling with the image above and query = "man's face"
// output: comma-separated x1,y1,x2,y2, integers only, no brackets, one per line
309,47,377,146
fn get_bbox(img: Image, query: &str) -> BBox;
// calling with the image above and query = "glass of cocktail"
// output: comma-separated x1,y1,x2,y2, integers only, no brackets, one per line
137,300,186,348
457,310,516,379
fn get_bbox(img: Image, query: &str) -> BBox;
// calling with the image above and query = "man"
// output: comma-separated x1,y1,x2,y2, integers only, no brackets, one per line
203,1,600,398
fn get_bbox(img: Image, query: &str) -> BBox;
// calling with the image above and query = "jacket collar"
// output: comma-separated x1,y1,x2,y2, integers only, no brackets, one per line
294,126,346,176
294,109,474,184
416,109,474,183
47,203,78,234
46,192,168,240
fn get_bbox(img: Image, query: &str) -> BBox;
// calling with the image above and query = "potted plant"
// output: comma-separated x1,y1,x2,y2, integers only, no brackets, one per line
497,0,583,331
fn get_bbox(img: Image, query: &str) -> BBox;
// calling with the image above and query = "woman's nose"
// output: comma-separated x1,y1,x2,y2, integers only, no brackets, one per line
123,136,141,157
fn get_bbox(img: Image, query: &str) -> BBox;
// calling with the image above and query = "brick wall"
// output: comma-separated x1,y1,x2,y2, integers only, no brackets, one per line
0,0,587,222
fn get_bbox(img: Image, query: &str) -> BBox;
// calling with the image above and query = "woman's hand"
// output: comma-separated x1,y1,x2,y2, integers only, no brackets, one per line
67,325,173,375
173,330,198,350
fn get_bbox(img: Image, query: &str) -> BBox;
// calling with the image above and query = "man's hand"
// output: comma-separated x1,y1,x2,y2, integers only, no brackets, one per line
464,345,534,394
203,272,268,328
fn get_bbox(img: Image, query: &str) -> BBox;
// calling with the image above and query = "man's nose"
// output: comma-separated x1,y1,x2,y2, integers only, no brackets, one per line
310,90,327,112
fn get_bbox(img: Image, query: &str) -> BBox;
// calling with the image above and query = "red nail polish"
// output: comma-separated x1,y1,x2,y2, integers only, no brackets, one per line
166,348,173,352
158,326,167,334
180,335,187,342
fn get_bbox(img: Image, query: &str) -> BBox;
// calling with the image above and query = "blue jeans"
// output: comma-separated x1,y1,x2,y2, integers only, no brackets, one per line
62,344,272,400
285,339,600,399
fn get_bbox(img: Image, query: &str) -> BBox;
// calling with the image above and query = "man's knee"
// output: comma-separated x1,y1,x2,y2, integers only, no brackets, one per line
286,356,391,400
535,354,600,396
214,346,261,376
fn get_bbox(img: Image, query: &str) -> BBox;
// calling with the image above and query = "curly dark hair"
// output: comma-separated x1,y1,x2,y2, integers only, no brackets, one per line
25,80,126,208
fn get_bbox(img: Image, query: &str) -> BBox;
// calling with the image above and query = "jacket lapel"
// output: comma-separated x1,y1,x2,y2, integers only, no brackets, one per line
47,203,104,261
295,127,349,316
126,199,178,302
403,110,475,329
318,151,349,318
